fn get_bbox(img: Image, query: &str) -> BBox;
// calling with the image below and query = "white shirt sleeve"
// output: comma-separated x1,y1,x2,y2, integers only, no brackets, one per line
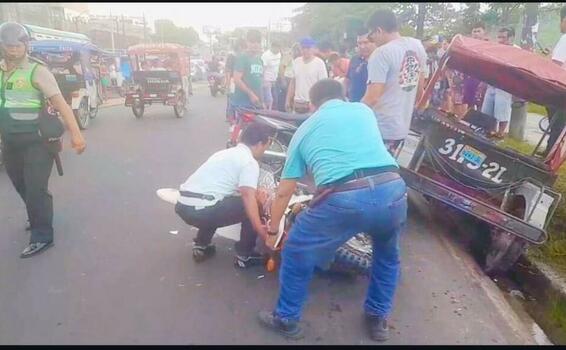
367,48,389,84
261,51,268,66
238,160,260,189
288,58,296,79
552,34,566,64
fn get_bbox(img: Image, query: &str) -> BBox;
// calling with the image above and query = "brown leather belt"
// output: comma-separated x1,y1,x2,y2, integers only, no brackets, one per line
309,172,402,208
332,171,401,193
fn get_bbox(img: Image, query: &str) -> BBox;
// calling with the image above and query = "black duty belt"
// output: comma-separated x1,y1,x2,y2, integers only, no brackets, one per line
179,190,215,201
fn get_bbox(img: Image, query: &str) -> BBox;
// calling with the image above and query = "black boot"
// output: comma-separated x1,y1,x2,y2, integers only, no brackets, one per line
258,310,304,340
365,314,389,342
192,243,216,262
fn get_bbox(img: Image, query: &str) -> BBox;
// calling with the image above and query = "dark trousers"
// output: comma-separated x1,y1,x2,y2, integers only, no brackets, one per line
275,77,289,112
545,107,566,156
2,133,54,243
175,196,257,255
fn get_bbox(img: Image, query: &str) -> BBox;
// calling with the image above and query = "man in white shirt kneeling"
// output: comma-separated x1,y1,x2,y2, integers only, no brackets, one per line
175,122,273,268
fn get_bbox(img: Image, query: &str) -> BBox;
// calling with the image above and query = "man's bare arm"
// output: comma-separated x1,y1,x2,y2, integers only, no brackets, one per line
268,179,297,233
240,186,267,240
233,71,259,102
361,82,385,108
49,94,86,154
285,78,296,111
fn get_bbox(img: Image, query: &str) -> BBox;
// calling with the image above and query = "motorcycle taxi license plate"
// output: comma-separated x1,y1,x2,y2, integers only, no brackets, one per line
460,145,486,168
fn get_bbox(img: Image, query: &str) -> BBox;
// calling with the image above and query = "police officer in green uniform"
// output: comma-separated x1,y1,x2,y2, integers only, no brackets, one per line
0,22,86,258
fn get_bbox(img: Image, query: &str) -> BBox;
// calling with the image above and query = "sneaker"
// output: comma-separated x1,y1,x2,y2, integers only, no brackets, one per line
257,310,304,340
234,252,265,268
20,241,54,259
365,314,389,342
192,243,216,262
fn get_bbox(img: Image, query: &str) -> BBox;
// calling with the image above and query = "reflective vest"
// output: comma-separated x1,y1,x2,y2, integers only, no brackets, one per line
0,62,42,121
0,62,43,134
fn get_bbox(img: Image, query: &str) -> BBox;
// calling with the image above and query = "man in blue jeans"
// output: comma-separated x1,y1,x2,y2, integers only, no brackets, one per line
258,79,407,341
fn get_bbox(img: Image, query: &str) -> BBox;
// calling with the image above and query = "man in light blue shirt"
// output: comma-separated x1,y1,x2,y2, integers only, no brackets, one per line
258,79,408,342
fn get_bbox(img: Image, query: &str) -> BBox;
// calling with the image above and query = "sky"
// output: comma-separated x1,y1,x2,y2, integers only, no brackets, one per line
88,2,305,36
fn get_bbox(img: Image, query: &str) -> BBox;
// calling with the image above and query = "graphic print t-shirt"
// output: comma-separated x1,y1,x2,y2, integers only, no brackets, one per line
232,53,264,106
368,37,427,140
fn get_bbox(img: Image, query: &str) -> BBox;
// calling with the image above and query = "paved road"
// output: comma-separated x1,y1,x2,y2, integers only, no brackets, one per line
0,84,544,344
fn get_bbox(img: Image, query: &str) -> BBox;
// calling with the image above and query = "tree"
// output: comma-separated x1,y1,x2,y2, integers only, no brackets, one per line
416,3,426,39
153,19,200,47
520,3,539,50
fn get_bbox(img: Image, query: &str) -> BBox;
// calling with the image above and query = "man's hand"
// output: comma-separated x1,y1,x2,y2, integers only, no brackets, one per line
249,93,261,107
265,234,279,250
285,100,293,112
256,223,269,242
71,132,86,154
49,94,86,155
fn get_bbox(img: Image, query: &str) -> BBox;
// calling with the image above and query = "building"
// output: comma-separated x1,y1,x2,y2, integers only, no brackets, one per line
86,14,149,50
0,3,87,31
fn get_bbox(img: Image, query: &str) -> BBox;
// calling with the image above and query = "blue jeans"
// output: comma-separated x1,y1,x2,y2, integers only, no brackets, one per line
274,177,408,322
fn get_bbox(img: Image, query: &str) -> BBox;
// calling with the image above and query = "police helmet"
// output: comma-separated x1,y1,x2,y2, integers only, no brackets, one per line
0,22,30,46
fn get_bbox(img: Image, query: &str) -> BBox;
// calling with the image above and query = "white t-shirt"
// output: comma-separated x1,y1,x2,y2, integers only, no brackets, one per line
552,34,566,65
178,144,259,207
289,56,328,103
367,37,427,141
261,49,282,82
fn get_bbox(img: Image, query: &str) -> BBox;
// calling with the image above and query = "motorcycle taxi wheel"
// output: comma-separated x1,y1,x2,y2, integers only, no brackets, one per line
74,97,90,130
132,99,145,119
174,91,186,118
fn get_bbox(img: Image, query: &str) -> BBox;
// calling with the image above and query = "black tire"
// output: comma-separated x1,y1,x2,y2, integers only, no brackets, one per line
328,233,373,276
73,98,90,130
132,99,144,119
174,91,186,118
89,103,99,119
483,229,527,276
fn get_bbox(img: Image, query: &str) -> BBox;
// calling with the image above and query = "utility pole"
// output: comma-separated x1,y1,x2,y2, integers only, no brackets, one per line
110,10,116,52
142,13,147,44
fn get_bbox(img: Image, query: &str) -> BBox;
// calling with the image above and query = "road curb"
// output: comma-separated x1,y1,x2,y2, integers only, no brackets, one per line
509,255,566,343
433,197,566,343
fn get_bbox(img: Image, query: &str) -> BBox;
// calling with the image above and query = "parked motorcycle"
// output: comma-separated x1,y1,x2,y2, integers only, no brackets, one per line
208,71,226,97
246,110,373,276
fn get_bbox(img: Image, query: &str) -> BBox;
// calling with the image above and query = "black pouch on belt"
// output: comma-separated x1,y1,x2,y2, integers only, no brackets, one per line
38,99,65,176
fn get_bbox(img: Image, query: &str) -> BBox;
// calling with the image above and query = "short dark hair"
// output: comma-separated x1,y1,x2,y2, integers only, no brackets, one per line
367,9,398,33
271,41,281,49
317,41,333,52
309,79,345,107
561,6,566,21
246,29,262,44
234,38,246,52
472,22,486,30
240,122,273,146
356,27,369,38
499,27,515,38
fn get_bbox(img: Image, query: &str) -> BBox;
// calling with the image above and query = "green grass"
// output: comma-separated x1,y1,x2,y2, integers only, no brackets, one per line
550,297,566,332
527,103,548,117
500,138,566,271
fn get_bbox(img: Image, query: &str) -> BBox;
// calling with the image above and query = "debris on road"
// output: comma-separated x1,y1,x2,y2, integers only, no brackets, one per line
257,275,265,280
169,230,178,235
196,283,203,287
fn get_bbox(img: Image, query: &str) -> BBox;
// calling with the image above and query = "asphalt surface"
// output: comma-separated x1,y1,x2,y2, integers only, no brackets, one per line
0,83,543,345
